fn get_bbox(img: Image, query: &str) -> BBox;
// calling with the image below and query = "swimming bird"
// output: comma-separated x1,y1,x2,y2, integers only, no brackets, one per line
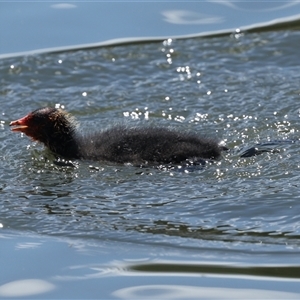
9,107,227,166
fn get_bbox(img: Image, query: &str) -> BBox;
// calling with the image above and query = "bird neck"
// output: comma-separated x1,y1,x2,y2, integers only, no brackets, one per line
48,134,80,159
44,121,80,159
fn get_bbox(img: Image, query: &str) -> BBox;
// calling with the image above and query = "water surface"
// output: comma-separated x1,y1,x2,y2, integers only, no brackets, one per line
1,1,300,56
1,14,300,300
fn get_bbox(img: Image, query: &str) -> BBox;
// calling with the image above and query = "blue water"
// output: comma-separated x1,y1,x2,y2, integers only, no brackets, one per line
1,1,300,56
1,2,300,299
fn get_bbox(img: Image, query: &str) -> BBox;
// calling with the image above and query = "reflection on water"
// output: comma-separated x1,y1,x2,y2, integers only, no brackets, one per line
1,230,300,299
129,260,300,279
161,10,224,25
0,279,55,298
219,0,299,12
0,231,299,299
50,3,77,10
113,285,300,300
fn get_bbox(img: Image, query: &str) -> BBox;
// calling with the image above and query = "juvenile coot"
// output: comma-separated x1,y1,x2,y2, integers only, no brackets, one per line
10,107,226,165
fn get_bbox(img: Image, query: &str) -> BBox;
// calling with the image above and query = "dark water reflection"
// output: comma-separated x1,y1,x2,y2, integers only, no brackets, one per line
131,261,300,279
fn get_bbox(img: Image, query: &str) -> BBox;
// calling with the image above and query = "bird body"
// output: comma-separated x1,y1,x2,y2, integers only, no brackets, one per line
77,126,223,164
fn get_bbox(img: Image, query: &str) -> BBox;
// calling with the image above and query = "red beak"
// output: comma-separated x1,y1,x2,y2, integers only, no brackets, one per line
10,115,30,133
